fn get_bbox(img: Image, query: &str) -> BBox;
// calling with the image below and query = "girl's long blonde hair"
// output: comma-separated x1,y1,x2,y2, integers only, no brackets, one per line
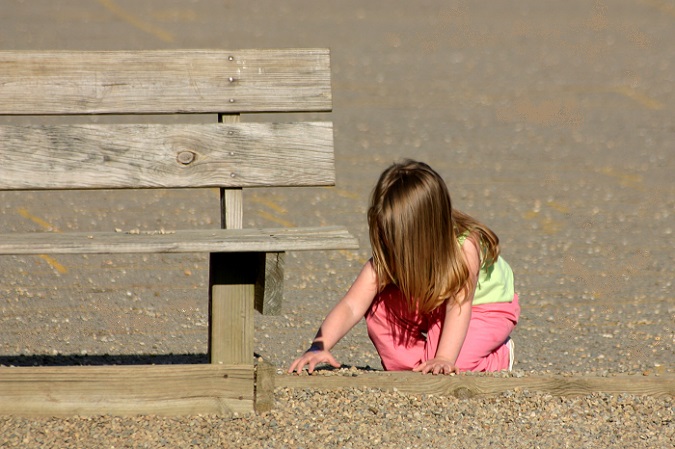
368,159,500,314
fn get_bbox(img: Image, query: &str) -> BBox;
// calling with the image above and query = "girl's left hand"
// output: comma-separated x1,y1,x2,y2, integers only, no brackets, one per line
288,348,340,374
413,357,459,375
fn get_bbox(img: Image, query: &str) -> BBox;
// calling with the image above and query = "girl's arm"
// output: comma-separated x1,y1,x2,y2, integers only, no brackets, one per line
288,260,379,374
413,235,481,374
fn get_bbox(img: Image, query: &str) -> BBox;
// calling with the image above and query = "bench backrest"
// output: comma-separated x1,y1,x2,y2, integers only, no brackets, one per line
0,49,334,191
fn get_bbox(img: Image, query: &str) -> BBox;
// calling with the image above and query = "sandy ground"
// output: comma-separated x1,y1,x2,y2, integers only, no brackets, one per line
0,1,673,447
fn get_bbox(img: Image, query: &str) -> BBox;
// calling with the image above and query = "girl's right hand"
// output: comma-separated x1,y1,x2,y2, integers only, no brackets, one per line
288,348,340,374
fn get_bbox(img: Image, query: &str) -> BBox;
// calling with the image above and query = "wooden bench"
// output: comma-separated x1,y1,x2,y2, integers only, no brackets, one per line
0,49,358,416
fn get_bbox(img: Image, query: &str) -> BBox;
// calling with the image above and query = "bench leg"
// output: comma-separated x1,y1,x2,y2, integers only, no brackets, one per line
208,252,260,365
210,283,254,365
254,252,285,316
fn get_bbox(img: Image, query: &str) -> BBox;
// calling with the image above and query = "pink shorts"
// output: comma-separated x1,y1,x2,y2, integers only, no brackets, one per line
365,285,520,372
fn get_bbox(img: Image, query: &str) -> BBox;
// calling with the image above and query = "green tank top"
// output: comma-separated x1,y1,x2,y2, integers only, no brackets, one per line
458,232,515,305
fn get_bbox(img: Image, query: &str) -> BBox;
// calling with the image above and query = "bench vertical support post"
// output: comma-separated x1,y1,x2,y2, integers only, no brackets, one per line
209,253,258,365
209,113,253,365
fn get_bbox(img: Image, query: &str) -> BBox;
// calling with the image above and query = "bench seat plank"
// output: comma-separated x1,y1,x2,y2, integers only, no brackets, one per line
0,49,331,115
0,122,334,190
0,226,359,255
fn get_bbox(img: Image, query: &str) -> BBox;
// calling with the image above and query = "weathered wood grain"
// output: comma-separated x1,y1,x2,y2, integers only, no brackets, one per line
0,122,334,190
210,283,255,365
0,49,331,114
277,372,675,399
255,360,277,413
208,111,253,366
208,252,258,366
255,252,285,315
0,49,361,418
0,226,359,255
0,365,254,417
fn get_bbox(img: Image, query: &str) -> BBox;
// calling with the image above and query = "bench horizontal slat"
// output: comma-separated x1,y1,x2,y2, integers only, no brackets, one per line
0,49,331,115
0,122,334,190
0,227,359,255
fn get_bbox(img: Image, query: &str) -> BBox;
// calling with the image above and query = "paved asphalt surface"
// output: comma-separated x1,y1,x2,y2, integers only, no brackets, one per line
0,0,673,375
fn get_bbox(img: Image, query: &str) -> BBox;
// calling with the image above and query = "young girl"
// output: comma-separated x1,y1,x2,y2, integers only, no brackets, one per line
289,160,520,374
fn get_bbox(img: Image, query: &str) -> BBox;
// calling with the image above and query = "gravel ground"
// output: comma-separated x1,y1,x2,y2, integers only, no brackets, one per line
1,0,674,447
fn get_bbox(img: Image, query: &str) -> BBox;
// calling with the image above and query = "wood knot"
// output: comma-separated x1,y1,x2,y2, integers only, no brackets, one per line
453,387,474,399
177,151,196,165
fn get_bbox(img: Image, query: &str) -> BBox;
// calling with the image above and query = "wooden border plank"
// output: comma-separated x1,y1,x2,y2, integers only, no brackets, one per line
0,122,334,190
0,365,254,417
0,49,331,114
277,372,675,398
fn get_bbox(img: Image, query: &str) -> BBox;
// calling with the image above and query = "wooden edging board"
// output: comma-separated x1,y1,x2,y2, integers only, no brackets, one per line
0,364,254,417
1,364,669,417
273,371,675,399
